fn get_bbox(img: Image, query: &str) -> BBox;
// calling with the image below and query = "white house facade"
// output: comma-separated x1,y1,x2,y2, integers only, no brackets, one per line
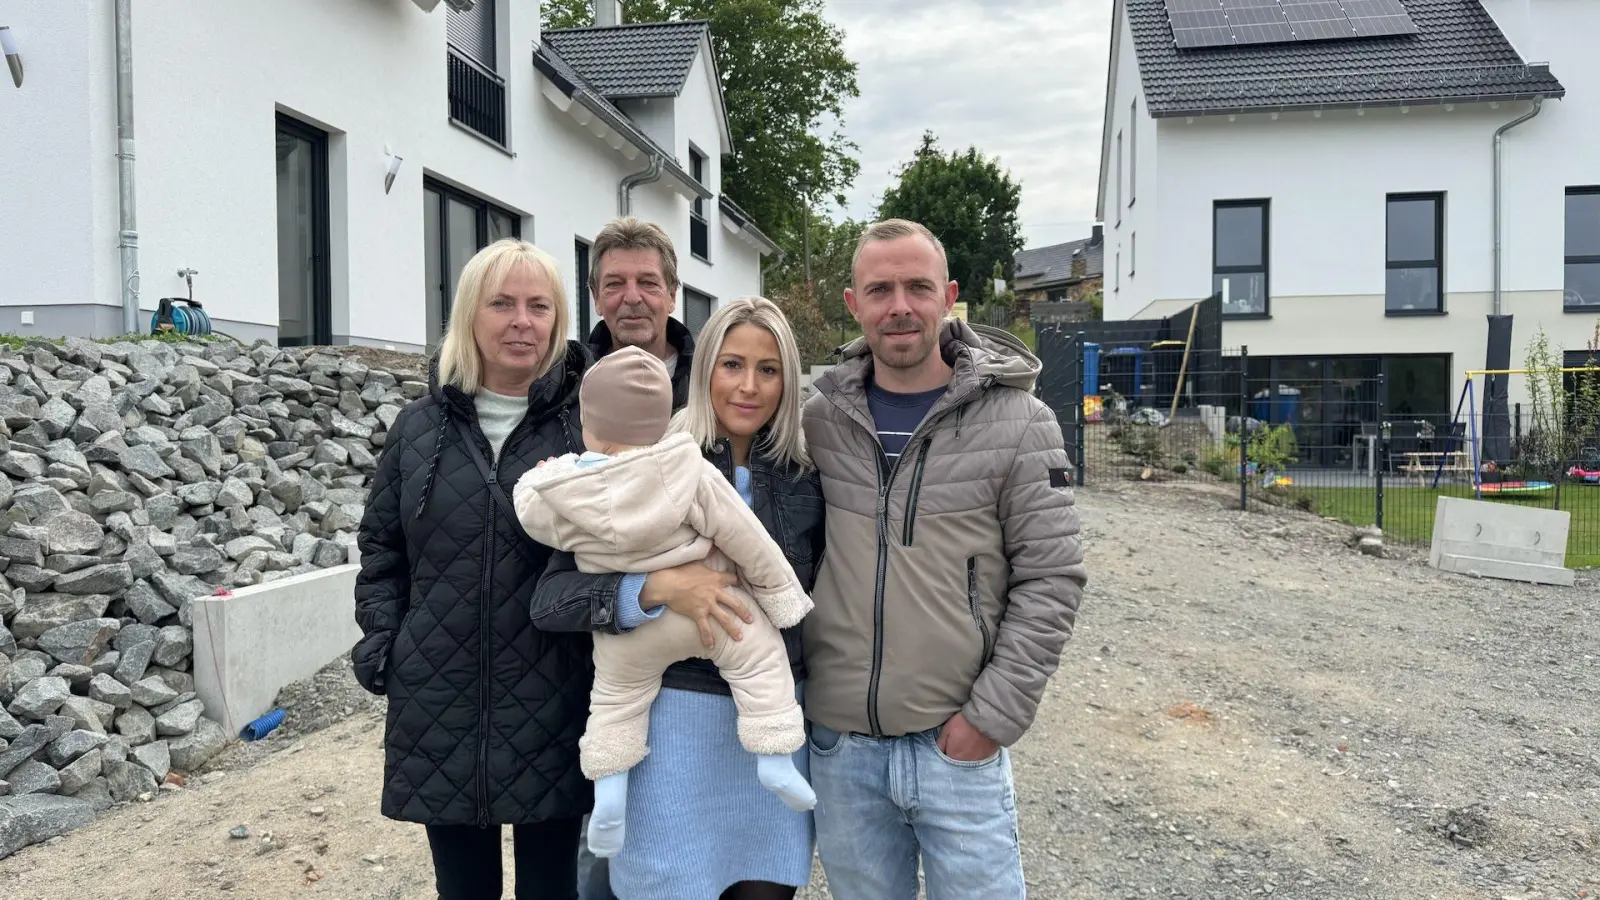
0,0,777,351
1097,0,1600,417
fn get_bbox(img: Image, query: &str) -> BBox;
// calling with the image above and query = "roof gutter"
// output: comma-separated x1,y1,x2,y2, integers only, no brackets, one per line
1492,96,1544,317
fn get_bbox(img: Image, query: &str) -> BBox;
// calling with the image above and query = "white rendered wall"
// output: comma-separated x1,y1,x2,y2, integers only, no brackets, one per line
0,0,769,347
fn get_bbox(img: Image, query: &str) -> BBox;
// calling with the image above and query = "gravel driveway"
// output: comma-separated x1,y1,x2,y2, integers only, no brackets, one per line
4,483,1594,899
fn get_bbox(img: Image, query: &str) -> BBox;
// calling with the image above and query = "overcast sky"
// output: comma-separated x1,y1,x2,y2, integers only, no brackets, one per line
821,0,1113,250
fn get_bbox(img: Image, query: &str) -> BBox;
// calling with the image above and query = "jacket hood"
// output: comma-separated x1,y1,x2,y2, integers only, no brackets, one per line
516,432,706,552
821,319,1040,397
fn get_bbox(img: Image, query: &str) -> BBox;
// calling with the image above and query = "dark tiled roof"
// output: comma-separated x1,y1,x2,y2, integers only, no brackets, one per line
543,21,708,99
1016,237,1104,287
532,42,709,200
1127,0,1564,117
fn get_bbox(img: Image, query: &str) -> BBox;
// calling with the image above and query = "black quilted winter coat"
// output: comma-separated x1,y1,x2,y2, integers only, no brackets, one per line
352,343,594,827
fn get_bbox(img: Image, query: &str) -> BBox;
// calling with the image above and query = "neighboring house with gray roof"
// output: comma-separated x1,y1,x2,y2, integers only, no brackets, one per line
0,0,776,350
1015,227,1107,313
1098,0,1600,424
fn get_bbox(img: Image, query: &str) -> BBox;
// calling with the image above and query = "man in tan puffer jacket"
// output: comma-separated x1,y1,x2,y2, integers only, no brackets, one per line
802,219,1089,900
513,347,816,858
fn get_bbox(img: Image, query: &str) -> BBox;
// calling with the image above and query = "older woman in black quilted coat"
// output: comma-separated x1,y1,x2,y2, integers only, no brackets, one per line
352,239,592,900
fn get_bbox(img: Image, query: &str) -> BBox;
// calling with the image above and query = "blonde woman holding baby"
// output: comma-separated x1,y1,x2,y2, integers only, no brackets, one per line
528,297,823,900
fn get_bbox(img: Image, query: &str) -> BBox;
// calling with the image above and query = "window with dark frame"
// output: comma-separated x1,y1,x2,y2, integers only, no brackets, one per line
1213,200,1269,317
689,147,710,262
1129,99,1137,206
423,177,521,345
684,286,714,337
575,239,593,340
1565,187,1600,310
1386,193,1444,314
446,0,506,146
1115,131,1123,227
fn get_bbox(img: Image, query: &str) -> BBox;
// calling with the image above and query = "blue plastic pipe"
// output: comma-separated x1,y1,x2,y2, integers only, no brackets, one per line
240,708,286,741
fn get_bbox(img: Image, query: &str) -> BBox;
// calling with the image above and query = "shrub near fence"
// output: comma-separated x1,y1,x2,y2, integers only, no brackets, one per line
1037,321,1600,569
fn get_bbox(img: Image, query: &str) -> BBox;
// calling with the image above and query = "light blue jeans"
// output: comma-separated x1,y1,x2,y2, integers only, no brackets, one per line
808,722,1026,900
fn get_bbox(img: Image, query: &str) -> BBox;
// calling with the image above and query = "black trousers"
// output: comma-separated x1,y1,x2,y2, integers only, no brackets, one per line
426,818,582,900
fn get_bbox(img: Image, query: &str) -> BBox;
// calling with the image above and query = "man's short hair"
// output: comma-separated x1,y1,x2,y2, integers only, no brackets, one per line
591,216,680,294
851,218,950,285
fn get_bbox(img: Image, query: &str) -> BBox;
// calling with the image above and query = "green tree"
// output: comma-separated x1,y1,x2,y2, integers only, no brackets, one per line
876,131,1024,304
542,0,860,246
764,213,862,323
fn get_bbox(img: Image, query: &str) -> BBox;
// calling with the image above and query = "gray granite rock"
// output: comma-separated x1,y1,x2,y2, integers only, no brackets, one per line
151,627,192,668
0,793,97,857
6,761,59,796
56,748,103,795
37,618,121,665
168,716,229,773
87,674,133,710
154,699,203,737
47,729,108,768
114,705,157,746
7,677,71,721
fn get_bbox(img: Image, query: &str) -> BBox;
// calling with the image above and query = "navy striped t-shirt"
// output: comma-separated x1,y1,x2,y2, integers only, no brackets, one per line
867,379,945,468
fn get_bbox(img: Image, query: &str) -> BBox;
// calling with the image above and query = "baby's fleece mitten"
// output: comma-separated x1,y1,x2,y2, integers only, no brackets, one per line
588,771,629,857
756,754,816,812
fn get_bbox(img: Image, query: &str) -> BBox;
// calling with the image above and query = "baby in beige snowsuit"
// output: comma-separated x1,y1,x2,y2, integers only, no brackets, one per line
513,346,815,856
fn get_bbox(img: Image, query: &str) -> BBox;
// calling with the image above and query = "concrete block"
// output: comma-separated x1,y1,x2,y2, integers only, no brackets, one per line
190,564,362,736
1428,496,1574,587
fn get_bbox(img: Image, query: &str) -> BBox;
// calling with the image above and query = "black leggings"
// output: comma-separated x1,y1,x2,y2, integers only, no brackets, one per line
426,818,583,900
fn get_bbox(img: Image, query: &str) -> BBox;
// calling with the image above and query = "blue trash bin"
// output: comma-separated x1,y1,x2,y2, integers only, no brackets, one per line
1083,342,1101,395
1252,387,1301,423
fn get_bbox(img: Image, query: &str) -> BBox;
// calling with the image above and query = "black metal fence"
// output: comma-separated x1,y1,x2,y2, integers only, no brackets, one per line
1037,308,1600,569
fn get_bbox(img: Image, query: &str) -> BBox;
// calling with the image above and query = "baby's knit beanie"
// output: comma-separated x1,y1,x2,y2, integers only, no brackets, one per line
580,345,674,446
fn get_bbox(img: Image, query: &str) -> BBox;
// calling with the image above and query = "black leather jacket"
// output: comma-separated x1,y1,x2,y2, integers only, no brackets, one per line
530,437,824,695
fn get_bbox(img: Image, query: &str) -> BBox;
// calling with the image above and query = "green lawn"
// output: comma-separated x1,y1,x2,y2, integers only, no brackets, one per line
1286,483,1600,569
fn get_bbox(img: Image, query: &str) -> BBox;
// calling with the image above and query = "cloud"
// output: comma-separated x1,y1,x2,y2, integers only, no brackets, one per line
823,0,1112,249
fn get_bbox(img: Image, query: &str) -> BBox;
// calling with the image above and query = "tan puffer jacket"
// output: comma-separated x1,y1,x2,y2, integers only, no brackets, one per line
801,320,1088,747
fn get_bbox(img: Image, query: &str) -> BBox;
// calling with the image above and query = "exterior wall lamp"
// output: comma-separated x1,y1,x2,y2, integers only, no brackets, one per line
384,148,404,195
0,26,23,88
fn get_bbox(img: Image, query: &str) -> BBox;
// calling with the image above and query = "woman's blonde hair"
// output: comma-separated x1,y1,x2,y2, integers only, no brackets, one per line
437,239,570,394
671,297,811,470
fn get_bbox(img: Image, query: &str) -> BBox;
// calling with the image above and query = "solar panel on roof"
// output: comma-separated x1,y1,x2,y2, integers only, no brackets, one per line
1279,1,1353,40
1163,0,1418,49
1340,0,1420,37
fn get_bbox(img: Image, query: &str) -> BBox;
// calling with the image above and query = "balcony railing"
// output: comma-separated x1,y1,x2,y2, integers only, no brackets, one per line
448,47,506,147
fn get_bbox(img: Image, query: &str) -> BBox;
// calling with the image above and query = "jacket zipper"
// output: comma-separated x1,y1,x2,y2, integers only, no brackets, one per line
821,380,981,738
473,410,537,828
967,556,993,663
868,446,891,736
900,438,932,546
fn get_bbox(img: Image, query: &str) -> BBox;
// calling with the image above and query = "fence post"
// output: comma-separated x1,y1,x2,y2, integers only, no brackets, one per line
1238,345,1249,511
1073,336,1087,487
1375,372,1387,532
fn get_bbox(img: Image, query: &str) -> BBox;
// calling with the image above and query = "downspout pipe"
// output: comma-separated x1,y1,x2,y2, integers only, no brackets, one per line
1492,96,1543,316
759,247,787,297
617,156,663,217
115,0,140,335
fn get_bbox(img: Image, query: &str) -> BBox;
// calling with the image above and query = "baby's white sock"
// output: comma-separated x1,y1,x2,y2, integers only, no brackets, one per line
755,754,816,812
588,771,629,857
